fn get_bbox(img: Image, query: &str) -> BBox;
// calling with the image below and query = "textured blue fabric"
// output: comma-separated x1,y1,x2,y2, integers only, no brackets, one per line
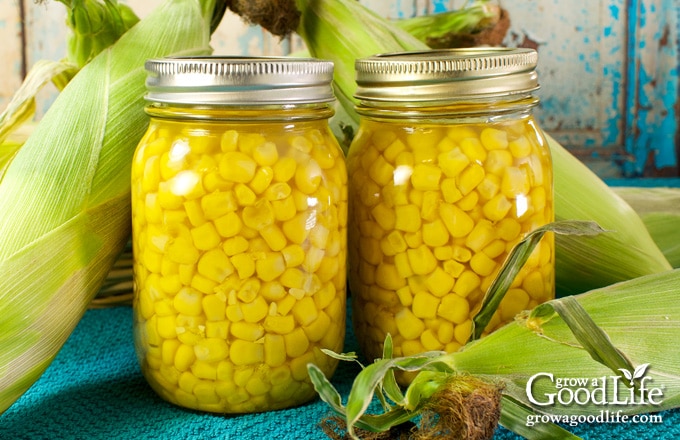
1,306,679,440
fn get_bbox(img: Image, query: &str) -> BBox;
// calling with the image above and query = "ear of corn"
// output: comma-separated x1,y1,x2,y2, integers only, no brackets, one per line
547,133,672,295
612,185,680,268
0,0,222,414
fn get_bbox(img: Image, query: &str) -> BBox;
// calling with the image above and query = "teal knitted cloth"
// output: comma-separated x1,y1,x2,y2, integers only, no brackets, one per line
1,306,678,440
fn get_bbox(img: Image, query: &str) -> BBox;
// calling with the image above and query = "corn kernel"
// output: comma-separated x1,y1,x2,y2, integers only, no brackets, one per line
253,141,279,166
453,319,473,345
422,219,450,247
264,314,296,334
241,296,269,323
394,308,425,340
205,320,229,339
284,327,310,358
421,329,443,351
292,296,319,326
295,160,323,194
465,220,496,252
229,340,264,366
249,166,275,194
410,164,442,191
425,267,455,297
501,166,530,198
191,222,221,251
470,252,497,277
213,211,242,238
460,137,487,163
438,148,470,178
303,311,331,342
485,149,513,175
194,338,229,362
234,183,257,206
452,271,481,298
174,288,203,316
457,163,485,196
480,127,509,150
282,212,312,244
509,136,532,158
264,334,286,367
367,155,395,186
230,253,255,279
439,203,474,238
412,291,439,319
376,262,407,290
394,204,421,233
407,245,437,275
174,344,196,371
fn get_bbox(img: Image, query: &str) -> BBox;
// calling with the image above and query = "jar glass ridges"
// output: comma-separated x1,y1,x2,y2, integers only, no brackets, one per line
347,48,554,372
131,57,347,413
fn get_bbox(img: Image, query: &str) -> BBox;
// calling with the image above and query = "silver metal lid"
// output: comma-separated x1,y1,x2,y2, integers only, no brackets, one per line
354,48,539,102
145,56,335,105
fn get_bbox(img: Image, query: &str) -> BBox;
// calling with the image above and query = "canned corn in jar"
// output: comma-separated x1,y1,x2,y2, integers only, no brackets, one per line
347,48,554,368
131,57,347,413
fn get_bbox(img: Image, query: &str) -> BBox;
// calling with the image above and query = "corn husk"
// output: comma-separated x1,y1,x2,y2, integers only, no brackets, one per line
547,134,673,295
612,186,680,268
0,0,221,414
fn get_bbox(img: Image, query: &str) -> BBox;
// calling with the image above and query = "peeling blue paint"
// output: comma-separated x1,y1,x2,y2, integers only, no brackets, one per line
431,0,449,14
609,4,620,20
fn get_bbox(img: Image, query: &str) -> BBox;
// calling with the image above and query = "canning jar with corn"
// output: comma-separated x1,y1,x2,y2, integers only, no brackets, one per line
131,57,347,413
347,48,554,372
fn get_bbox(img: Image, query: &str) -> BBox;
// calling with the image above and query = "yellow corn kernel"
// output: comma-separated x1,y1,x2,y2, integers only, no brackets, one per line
231,321,265,342
174,344,196,371
313,282,336,310
249,166,275,194
433,246,453,261
200,190,236,220
446,125,478,142
394,204,421,233
230,253,255,279
497,217,522,242
294,160,323,194
477,174,501,201
509,136,532,158
407,128,441,153
453,320,473,345
437,293,470,324
183,199,205,227
193,338,229,362
452,271,481,298
271,197,297,222
380,230,408,257
383,138,407,162
501,166,530,198
161,339,181,366
239,133,267,154
420,329,443,351
367,155,395,187
282,212,312,244
439,203,474,238
222,236,248,256
374,261,407,289
410,164,442,191
394,308,425,340
229,340,264,366
484,149,514,175
219,151,257,183
284,327,310,358
422,220,450,248
173,288,203,316
420,191,440,222
465,220,496,252
480,127,509,150
241,199,274,230
292,296,319,326
396,286,413,307
407,245,437,276
460,137,487,163
241,296,269,323
439,178,462,204
197,249,234,284
264,334,286,367
470,252,497,277
438,148,470,178
272,157,297,183
370,202,396,231
264,182,292,202
253,141,279,166
500,288,531,321
483,240,506,260
190,222,220,251
205,320,229,339
370,128,397,150
234,183,257,206
252,251,285,282
457,163,485,196
412,291,439,319
425,267,455,297
219,129,239,152
213,211,242,238
483,194,512,222
303,311,331,342
264,314,296,335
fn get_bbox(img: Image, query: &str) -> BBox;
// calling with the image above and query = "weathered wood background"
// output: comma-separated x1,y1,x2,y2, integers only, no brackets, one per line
1,0,678,178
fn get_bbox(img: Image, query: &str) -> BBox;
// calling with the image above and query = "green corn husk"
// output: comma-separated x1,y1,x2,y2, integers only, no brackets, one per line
612,186,680,268
547,134,673,295
394,1,503,49
0,0,224,414
288,0,672,296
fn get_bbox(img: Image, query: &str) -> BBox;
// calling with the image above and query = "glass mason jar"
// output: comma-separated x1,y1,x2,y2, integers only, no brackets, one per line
347,48,554,367
131,57,347,413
